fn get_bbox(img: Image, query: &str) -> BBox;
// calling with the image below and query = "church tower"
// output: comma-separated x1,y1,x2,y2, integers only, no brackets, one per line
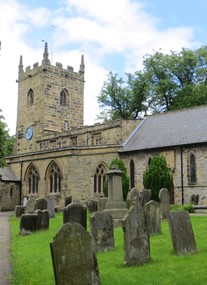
15,43,85,154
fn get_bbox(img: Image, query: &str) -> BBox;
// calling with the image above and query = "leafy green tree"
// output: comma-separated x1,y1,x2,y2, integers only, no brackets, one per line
143,155,173,201
104,157,129,201
97,71,148,121
0,109,15,167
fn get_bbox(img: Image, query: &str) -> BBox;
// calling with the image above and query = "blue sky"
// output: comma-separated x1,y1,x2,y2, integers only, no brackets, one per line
0,0,207,135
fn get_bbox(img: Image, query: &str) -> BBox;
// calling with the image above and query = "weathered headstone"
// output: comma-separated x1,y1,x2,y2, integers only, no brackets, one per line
47,197,55,218
168,211,197,255
126,188,139,209
122,196,150,266
19,213,38,235
22,196,28,207
90,212,115,252
64,196,72,207
145,200,161,235
63,202,87,229
26,198,36,213
159,188,170,219
50,223,101,285
35,198,47,211
35,209,50,230
98,197,108,212
15,205,25,217
140,189,151,207
87,200,98,213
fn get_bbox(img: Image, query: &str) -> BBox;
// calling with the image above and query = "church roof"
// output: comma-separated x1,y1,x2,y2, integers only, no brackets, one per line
0,167,20,181
120,105,207,152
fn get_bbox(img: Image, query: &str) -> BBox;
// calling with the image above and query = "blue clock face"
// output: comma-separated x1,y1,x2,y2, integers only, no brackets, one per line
25,127,33,140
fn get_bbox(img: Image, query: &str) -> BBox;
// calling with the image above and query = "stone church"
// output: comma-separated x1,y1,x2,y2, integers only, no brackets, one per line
1,43,207,210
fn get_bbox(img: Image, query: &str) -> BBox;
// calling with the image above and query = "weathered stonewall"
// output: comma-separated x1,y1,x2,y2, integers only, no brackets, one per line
19,213,38,235
122,196,150,266
34,198,47,211
159,188,170,219
63,202,87,229
168,211,197,255
50,223,101,285
90,212,115,252
144,200,161,235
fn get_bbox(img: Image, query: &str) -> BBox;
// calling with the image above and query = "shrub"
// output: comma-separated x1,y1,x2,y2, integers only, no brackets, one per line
143,155,173,201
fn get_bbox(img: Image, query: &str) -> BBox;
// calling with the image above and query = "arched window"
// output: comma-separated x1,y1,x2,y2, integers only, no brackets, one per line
130,159,135,189
189,153,196,184
47,162,62,193
27,89,34,107
60,89,68,106
94,164,107,195
27,164,39,194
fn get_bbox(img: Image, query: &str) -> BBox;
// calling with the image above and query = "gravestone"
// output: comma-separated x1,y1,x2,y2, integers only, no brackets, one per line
35,209,50,230
126,188,139,209
140,189,151,207
122,196,150,266
168,211,197,255
87,200,98,213
63,202,87,229
90,212,115,252
159,188,170,219
98,197,108,211
26,198,36,213
35,198,47,211
22,196,28,207
145,200,161,235
19,213,38,235
15,205,25,218
50,223,101,285
64,196,72,207
47,197,55,218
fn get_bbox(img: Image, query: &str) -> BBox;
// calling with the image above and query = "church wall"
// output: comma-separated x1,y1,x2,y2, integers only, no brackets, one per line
120,144,207,205
0,181,20,211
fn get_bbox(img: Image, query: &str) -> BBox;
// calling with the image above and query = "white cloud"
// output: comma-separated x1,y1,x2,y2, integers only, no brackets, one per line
0,0,201,135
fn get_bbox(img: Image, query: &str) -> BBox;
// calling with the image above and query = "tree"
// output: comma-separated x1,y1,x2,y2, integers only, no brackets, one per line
0,109,15,167
104,157,129,201
97,46,207,121
143,155,173,201
97,71,148,121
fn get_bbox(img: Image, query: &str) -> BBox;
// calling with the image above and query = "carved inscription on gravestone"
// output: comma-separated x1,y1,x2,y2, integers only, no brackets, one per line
168,211,197,255
50,223,101,285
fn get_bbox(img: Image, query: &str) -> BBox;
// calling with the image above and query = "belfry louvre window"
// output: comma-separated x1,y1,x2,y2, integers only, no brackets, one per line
27,89,34,107
27,164,39,194
94,164,107,194
48,162,62,193
60,89,68,106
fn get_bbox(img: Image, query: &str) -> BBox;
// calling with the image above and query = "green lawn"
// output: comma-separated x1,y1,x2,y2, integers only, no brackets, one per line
10,212,207,285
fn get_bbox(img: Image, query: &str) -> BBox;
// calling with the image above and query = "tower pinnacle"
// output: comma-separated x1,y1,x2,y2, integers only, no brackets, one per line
42,42,50,65
79,55,85,74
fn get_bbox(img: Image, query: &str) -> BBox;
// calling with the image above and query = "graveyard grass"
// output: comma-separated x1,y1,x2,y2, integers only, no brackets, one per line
10,212,207,285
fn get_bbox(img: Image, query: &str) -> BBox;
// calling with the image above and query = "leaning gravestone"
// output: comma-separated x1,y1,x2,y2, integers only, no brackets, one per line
122,196,150,266
63,202,87,229
50,223,101,285
159,188,170,219
90,212,115,252
19,213,38,235
126,188,140,209
15,205,25,217
168,211,197,255
34,198,47,211
25,198,36,213
145,200,161,235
